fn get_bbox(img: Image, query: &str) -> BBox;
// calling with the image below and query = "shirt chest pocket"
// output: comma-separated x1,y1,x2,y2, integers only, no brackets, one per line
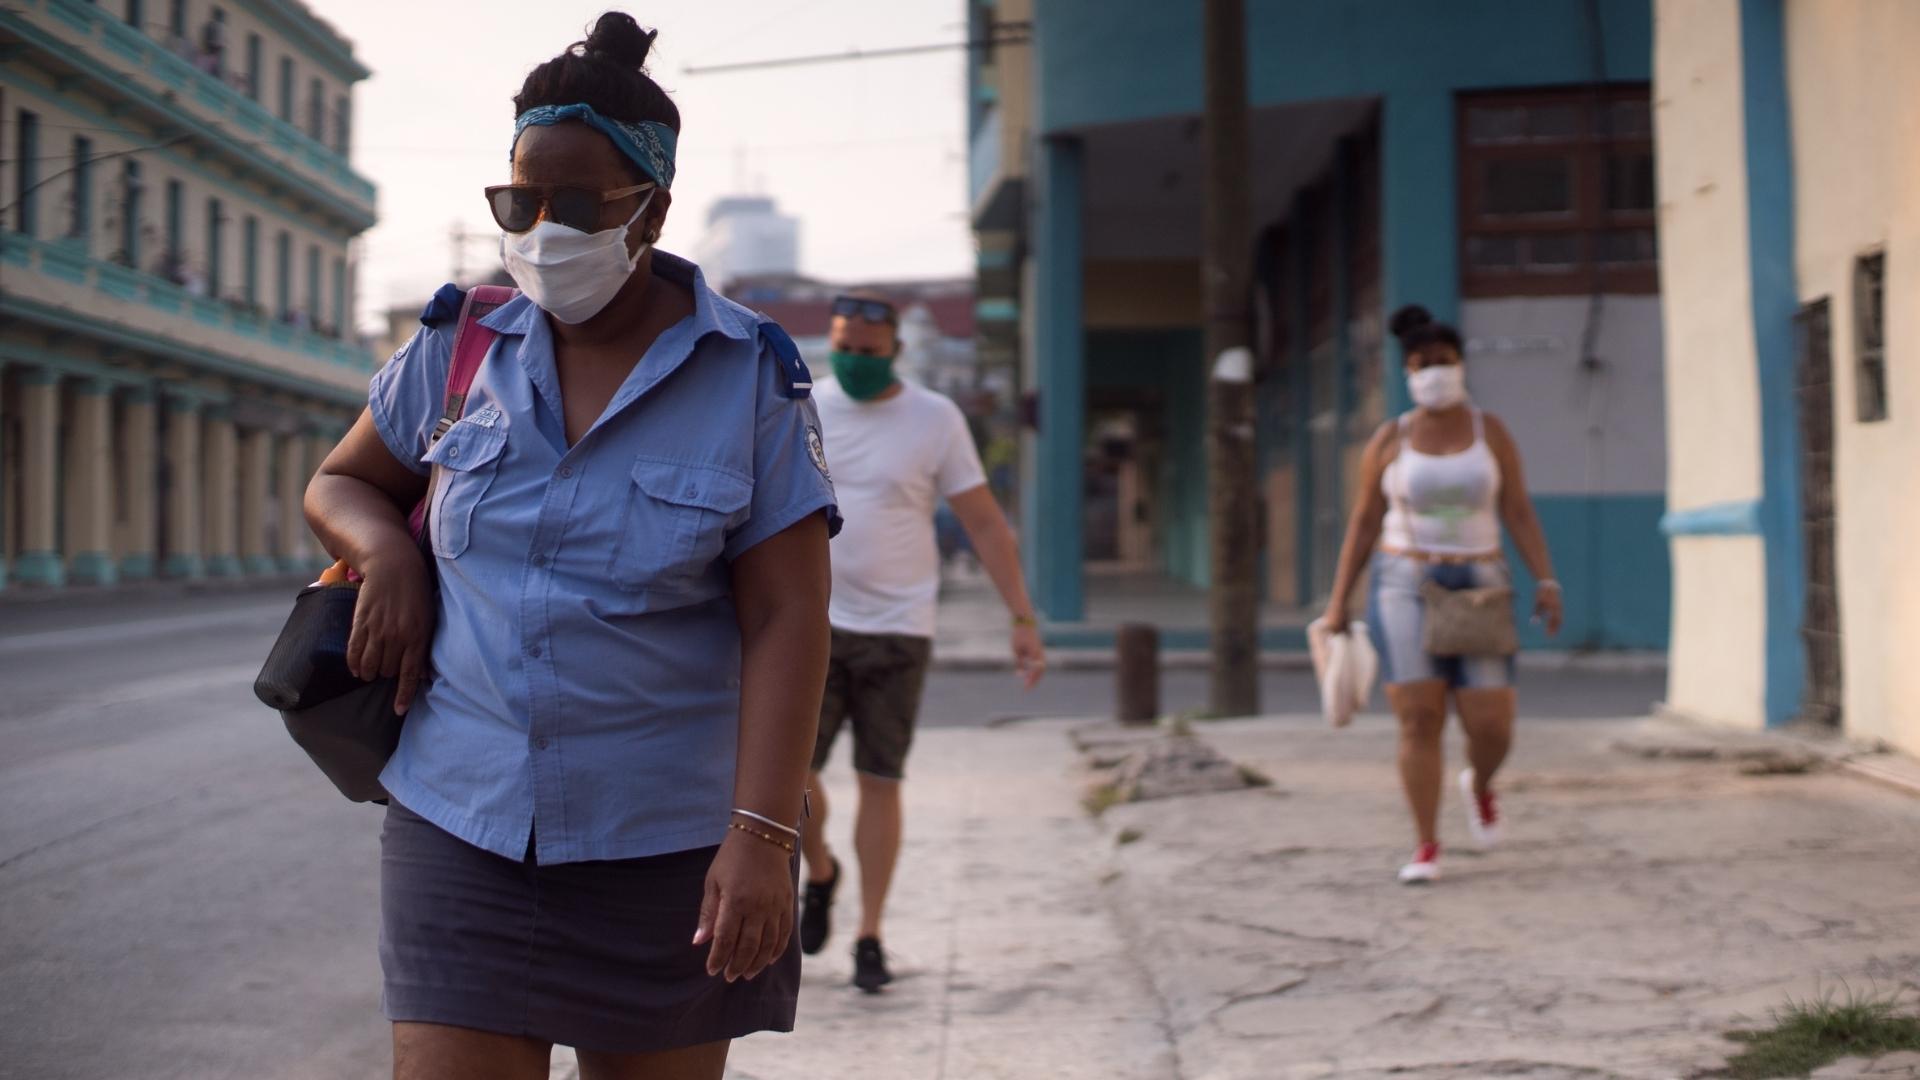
421,419,508,560
610,458,753,590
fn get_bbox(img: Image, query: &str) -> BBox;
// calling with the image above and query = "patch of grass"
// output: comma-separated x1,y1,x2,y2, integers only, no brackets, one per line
1115,827,1144,846
1082,781,1124,816
1720,986,1920,1078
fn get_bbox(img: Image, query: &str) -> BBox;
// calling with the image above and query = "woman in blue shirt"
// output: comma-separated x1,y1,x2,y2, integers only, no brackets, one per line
305,14,838,1078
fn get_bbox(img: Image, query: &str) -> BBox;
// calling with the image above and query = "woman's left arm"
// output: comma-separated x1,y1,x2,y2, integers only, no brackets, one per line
1485,414,1563,636
695,510,832,983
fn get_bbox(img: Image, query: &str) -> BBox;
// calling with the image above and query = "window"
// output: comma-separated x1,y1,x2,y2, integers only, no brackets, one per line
242,214,258,307
245,33,262,100
205,197,224,297
119,161,143,267
1458,86,1657,297
15,109,39,236
334,95,351,156
308,77,325,141
274,229,291,318
1855,251,1888,423
163,178,183,278
168,0,186,41
278,56,294,123
70,136,93,241
125,0,143,28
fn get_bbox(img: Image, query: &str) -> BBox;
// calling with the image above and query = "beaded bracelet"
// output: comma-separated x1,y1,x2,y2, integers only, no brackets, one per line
729,821,795,854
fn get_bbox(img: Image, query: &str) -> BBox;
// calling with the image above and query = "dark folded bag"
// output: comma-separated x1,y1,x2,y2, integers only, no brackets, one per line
254,285,515,803
254,582,401,803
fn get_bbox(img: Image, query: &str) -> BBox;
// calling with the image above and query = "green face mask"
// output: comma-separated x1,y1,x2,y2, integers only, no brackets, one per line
829,350,898,401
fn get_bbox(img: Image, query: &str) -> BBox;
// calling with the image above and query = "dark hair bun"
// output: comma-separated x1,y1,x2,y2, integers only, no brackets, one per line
584,12,657,70
1389,304,1433,342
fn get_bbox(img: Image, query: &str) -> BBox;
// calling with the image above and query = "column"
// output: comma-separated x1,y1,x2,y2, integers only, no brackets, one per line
1380,90,1459,416
63,377,118,586
0,362,8,591
306,429,338,572
240,426,280,575
277,431,313,572
119,388,158,581
1028,135,1086,622
15,370,65,587
163,396,204,580
202,408,241,577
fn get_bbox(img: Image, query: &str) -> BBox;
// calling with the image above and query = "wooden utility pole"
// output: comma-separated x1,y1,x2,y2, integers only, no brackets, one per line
1203,0,1260,717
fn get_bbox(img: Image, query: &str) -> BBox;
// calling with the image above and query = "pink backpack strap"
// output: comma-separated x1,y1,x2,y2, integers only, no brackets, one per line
430,285,518,445
404,285,519,543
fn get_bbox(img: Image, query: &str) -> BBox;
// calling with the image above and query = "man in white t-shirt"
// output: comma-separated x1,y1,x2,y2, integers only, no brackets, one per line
800,291,1046,992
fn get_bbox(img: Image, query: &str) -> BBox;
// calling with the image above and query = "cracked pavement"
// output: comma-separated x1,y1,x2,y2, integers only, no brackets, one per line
1092,715,1920,1080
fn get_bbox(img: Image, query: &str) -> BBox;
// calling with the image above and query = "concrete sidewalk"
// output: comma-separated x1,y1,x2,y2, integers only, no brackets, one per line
560,710,1919,1079
1091,715,1920,1079
555,719,1177,1080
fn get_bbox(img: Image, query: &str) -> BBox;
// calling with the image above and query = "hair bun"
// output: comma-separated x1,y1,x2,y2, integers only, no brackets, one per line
1388,304,1434,342
584,12,658,70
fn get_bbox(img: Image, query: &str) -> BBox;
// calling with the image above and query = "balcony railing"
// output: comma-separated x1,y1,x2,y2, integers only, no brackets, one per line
2,232,376,373
42,0,375,207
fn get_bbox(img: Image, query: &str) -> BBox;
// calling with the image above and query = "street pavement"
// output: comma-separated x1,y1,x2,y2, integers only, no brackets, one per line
4,589,1689,1079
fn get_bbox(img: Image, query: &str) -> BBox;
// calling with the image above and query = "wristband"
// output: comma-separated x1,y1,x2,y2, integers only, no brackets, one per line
1537,579,1562,592
1012,613,1038,628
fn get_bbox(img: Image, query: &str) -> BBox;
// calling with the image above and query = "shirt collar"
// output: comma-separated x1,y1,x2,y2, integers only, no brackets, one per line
477,252,754,343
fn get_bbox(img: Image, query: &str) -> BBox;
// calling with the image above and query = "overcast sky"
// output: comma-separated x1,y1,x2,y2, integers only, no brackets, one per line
320,0,974,329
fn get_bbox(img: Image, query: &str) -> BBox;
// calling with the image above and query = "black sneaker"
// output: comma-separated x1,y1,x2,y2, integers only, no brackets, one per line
852,936,892,994
800,858,839,956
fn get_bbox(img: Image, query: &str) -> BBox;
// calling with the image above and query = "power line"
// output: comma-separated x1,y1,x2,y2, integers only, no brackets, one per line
682,27,1031,76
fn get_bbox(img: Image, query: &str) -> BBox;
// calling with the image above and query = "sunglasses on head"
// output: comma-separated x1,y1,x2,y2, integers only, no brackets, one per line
484,183,654,234
831,296,898,325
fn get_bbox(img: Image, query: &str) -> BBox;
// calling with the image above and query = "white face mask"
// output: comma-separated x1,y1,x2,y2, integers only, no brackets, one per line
500,191,655,325
1407,364,1467,410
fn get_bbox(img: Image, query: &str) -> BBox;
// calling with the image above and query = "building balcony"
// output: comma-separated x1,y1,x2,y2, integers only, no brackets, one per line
969,105,1025,233
1,233,372,403
5,0,376,232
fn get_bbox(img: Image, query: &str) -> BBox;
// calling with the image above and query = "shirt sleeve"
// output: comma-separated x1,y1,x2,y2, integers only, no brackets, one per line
934,394,989,498
723,343,844,562
366,325,454,478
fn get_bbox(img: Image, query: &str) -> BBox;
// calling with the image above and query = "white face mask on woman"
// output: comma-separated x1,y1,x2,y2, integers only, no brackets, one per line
500,190,655,324
1407,363,1468,410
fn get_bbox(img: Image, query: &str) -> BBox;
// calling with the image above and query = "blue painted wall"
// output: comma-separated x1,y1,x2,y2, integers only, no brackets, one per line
1035,0,1654,135
1514,494,1671,650
1737,0,1805,726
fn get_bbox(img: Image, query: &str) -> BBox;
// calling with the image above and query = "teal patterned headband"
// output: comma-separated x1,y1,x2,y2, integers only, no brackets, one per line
513,103,677,189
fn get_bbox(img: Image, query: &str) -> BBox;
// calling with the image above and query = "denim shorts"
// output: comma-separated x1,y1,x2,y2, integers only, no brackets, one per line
1366,553,1517,690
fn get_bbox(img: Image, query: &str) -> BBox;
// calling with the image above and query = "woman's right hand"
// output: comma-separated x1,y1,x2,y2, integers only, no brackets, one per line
1322,600,1350,634
346,542,435,715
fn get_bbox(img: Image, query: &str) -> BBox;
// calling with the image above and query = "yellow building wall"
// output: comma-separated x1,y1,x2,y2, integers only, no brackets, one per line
1653,0,1767,729
1787,0,1920,756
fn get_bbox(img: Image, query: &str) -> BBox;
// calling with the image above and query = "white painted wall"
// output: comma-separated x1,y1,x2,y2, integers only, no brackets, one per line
1461,295,1666,497
1652,0,1767,729
1787,0,1920,756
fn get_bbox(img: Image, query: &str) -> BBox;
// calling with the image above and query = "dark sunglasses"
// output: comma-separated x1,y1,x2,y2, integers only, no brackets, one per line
831,296,898,325
484,183,654,234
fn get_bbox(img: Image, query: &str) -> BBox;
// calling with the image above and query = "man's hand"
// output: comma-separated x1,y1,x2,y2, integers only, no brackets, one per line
1013,620,1046,689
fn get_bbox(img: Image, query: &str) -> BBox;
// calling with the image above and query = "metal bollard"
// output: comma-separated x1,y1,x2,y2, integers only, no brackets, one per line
1116,623,1161,726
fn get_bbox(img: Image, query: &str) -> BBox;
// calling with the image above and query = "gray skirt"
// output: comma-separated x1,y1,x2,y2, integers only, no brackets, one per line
379,800,800,1053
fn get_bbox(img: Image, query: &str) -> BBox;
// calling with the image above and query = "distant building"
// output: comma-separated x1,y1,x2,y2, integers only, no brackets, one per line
969,0,1668,647
0,0,376,590
1656,0,1918,757
694,196,800,295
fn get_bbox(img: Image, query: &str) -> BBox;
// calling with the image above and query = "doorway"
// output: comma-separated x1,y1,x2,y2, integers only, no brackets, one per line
1794,297,1842,727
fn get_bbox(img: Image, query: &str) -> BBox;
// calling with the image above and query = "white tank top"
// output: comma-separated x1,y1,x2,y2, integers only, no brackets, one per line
1380,410,1502,556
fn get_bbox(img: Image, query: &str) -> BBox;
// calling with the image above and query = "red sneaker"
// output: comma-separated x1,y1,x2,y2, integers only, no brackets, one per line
1460,769,1504,849
1398,841,1440,884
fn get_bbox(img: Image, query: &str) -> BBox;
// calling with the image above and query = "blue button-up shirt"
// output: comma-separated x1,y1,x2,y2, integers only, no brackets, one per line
366,253,839,864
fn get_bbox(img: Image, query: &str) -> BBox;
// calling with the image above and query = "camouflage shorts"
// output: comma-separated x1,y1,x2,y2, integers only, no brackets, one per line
811,629,933,780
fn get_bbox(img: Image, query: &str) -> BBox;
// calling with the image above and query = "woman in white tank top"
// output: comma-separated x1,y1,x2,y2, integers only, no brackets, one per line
1321,306,1563,885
